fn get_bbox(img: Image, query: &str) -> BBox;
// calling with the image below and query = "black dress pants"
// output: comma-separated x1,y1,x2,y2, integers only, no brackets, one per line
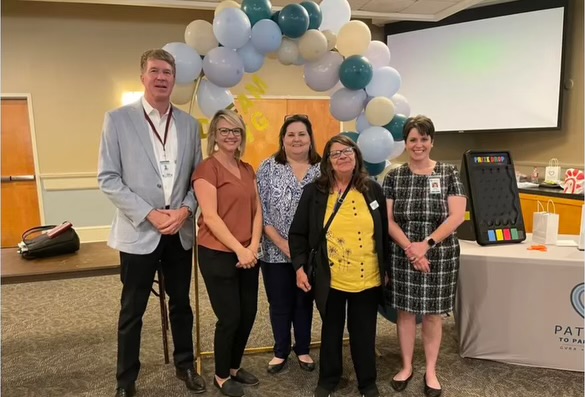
261,261,314,359
117,234,194,388
198,245,260,379
318,287,380,394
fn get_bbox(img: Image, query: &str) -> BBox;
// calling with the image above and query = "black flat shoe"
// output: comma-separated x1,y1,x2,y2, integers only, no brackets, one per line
390,371,414,392
297,357,315,372
231,368,259,386
114,384,136,397
176,368,206,393
267,358,287,374
424,373,442,397
214,377,245,397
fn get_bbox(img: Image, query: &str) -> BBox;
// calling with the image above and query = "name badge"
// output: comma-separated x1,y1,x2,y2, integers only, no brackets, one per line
369,200,379,210
160,160,173,179
429,178,441,194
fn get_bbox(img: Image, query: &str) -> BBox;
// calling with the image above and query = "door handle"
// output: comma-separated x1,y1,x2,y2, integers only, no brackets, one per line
1,175,36,182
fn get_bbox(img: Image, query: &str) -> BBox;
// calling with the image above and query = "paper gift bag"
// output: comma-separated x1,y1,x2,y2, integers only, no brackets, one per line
545,158,562,183
532,200,559,245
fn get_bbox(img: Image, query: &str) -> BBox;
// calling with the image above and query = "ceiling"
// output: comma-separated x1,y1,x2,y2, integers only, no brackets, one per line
20,0,519,23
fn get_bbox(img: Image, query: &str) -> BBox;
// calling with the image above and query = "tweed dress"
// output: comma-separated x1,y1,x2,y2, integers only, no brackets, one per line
382,162,466,314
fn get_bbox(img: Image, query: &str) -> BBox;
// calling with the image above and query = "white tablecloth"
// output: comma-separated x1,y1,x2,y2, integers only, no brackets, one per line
455,235,584,372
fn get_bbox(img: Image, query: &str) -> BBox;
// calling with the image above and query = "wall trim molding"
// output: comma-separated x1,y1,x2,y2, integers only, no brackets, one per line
76,225,110,243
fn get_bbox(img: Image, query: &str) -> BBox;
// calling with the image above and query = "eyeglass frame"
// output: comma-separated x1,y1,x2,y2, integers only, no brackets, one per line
329,147,355,160
217,127,243,137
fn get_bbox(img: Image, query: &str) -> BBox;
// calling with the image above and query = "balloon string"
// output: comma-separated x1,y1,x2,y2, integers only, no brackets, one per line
189,72,203,116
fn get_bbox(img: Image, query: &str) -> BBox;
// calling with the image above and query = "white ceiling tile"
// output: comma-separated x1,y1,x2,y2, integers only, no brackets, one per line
402,0,458,14
347,0,372,8
360,0,415,13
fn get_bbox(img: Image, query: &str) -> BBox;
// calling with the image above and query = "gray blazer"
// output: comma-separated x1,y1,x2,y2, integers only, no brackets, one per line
97,100,202,254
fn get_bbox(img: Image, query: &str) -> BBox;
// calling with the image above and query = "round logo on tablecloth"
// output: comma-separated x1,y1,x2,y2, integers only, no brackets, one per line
570,283,584,319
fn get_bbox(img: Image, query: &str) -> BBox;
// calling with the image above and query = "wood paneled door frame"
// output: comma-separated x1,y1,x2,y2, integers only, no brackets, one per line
1,93,45,247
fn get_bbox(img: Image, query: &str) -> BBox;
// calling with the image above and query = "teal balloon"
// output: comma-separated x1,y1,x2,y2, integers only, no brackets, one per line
278,4,309,39
339,55,373,90
241,0,272,26
300,1,322,30
364,160,386,176
340,131,359,142
271,10,280,23
383,114,408,142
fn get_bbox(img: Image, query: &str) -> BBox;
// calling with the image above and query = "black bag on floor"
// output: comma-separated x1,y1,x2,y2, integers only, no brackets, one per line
18,222,80,259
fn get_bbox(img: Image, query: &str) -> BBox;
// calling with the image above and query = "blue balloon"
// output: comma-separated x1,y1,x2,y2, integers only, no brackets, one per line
213,8,251,50
364,160,386,176
202,47,245,88
278,4,309,39
339,55,373,90
383,114,408,142
237,41,265,73
340,131,359,142
241,0,272,26
300,1,322,30
251,19,282,54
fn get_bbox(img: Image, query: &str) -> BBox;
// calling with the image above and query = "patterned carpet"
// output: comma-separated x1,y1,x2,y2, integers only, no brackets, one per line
2,273,583,397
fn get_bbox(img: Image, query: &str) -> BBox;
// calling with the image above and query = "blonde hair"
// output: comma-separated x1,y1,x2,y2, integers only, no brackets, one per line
140,49,176,76
207,109,247,158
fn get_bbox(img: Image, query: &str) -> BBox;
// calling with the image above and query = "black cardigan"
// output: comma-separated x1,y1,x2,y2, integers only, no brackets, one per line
288,179,390,316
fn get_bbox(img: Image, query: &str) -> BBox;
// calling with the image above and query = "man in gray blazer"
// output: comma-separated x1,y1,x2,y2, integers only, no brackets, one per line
98,49,205,397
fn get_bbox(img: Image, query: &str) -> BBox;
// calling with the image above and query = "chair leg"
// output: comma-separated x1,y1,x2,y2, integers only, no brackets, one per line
157,268,170,364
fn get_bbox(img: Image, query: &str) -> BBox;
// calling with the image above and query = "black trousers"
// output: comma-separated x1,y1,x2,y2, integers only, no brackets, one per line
261,261,314,359
318,287,380,394
198,245,260,378
117,234,194,388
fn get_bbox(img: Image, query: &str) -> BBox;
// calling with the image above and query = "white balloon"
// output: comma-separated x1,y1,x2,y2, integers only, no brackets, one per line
365,66,401,99
319,0,351,35
391,93,411,117
196,79,234,118
389,140,405,160
330,88,367,122
364,41,391,69
303,51,343,92
277,38,299,65
357,126,395,163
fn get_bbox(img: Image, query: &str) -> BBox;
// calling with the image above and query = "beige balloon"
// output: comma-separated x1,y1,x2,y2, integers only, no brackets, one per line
298,30,328,62
171,82,196,105
185,20,218,56
214,0,240,17
322,30,337,51
336,20,371,57
277,38,299,66
365,96,395,126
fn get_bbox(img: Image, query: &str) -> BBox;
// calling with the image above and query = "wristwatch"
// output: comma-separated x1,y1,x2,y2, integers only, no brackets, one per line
425,237,436,248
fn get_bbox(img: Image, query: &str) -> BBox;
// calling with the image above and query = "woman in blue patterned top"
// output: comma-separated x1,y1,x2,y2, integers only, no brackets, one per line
256,114,321,374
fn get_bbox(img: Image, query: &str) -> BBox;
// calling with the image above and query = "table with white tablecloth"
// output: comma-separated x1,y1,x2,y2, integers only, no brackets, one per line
455,235,584,372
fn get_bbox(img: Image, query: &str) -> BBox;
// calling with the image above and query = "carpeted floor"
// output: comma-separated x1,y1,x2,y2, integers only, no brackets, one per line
1,273,583,397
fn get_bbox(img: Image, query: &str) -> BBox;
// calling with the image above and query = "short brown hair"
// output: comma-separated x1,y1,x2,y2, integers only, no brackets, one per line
274,115,321,165
403,115,435,141
140,49,176,76
207,109,247,158
315,135,370,194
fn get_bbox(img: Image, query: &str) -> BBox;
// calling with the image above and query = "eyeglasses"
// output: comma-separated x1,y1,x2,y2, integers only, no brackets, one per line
329,147,355,159
283,114,309,122
217,127,243,137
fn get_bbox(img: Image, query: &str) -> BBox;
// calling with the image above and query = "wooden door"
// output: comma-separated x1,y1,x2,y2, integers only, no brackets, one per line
1,98,41,247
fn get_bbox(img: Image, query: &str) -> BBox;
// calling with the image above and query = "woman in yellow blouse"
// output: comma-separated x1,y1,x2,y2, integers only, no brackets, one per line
289,135,390,397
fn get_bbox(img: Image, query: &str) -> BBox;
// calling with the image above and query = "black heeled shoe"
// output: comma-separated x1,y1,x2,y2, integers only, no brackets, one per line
390,371,413,392
295,354,315,372
424,373,442,397
267,358,287,374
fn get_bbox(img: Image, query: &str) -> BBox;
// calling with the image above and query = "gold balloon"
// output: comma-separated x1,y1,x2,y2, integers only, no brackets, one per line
215,0,240,17
185,20,218,56
336,20,371,57
171,83,196,105
365,97,395,126
298,30,328,62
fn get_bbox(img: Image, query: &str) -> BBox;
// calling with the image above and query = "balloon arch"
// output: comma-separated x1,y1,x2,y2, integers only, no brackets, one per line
165,0,412,176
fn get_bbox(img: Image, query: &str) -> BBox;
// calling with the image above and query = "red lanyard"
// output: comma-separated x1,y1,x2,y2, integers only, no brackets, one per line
144,106,173,152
